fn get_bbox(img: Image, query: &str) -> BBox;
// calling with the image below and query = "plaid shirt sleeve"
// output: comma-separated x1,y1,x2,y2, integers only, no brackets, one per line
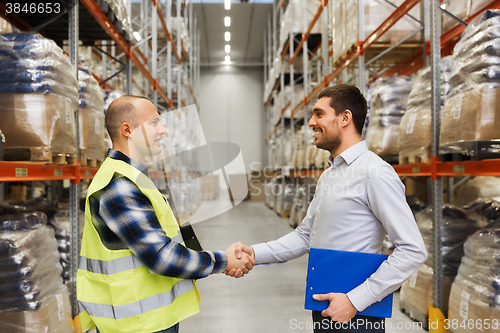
98,175,228,279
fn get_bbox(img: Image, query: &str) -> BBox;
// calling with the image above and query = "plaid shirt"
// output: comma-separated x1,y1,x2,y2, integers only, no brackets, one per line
88,149,227,279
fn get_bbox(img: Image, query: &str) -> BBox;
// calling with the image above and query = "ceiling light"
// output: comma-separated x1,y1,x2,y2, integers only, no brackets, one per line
224,0,230,10
224,16,231,27
225,45,230,53
225,55,230,63
225,32,231,41
133,31,141,41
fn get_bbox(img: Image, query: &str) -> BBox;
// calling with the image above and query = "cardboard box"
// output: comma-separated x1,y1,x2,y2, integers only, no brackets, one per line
441,88,500,146
0,93,77,156
0,288,75,333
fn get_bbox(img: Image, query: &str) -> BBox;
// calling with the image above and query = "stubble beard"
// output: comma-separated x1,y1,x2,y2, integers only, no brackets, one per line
315,131,341,155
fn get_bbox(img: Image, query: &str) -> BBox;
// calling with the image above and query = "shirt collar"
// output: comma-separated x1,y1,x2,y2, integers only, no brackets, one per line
327,141,368,167
107,149,149,177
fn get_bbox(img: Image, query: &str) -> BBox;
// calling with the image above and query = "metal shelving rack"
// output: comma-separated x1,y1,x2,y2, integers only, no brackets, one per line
0,0,200,319
263,0,500,322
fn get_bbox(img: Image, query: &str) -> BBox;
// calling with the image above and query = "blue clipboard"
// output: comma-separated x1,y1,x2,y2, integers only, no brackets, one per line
305,248,393,318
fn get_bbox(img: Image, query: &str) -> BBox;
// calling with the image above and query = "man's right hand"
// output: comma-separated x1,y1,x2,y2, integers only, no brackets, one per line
224,242,255,278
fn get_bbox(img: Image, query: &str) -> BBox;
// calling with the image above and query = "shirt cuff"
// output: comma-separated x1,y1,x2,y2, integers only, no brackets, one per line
251,243,275,265
210,251,228,274
346,283,375,312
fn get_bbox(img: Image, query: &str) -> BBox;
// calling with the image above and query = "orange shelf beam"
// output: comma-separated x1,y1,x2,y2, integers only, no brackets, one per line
392,163,432,176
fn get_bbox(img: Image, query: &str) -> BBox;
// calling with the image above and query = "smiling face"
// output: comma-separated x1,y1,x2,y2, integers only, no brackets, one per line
308,97,342,154
128,99,167,161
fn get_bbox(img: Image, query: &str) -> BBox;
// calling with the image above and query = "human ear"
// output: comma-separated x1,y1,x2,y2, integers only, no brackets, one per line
121,122,133,138
340,110,352,128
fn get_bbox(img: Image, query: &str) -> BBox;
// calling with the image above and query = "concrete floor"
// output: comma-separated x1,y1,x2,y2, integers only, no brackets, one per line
180,200,426,333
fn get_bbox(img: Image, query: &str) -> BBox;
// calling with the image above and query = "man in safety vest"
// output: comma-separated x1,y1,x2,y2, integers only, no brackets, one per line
77,95,254,333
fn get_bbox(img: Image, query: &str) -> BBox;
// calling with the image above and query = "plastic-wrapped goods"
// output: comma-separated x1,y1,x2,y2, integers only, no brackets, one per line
455,176,500,206
0,34,78,163
330,0,420,65
105,0,132,41
448,229,500,333
464,199,500,224
279,0,321,53
400,264,455,325
78,69,105,163
440,88,500,154
103,89,125,113
415,205,482,270
0,211,74,332
398,57,452,164
440,11,500,155
365,76,413,156
400,205,482,318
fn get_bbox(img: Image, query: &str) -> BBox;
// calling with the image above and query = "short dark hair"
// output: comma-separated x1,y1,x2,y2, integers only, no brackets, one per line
105,95,149,141
317,84,367,135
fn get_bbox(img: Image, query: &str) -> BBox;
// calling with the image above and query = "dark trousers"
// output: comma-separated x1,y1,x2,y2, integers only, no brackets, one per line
312,311,385,333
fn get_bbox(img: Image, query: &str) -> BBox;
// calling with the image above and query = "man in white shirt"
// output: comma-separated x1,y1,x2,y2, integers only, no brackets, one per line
226,84,428,332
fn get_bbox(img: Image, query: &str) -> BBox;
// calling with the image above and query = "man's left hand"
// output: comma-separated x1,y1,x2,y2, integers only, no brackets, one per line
312,293,357,323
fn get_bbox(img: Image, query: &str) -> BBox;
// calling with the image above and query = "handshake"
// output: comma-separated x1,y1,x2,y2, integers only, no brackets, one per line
223,242,255,278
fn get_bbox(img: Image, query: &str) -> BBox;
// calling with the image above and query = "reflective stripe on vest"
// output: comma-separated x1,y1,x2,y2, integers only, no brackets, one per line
78,279,194,320
79,234,184,275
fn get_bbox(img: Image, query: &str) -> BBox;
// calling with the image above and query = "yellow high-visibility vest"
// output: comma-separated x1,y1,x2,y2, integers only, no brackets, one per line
77,156,200,333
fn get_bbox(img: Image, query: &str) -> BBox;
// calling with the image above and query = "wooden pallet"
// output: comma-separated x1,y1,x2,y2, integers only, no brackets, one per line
399,151,431,165
79,150,103,168
3,148,77,165
439,140,500,162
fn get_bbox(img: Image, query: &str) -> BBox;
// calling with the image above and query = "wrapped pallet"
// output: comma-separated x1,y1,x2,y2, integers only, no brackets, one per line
78,69,105,166
0,34,78,164
400,205,482,320
398,57,452,164
330,0,420,65
365,76,413,156
440,10,500,157
0,212,74,332
278,0,321,54
448,229,500,333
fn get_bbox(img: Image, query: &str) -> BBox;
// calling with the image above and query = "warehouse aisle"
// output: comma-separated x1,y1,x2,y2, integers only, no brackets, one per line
180,200,426,333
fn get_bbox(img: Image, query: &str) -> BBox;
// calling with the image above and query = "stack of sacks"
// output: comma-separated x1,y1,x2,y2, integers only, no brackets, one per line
397,57,452,164
0,34,78,163
440,10,500,155
279,0,321,54
365,76,413,156
78,69,105,165
330,0,420,65
0,212,74,332
103,89,125,113
400,205,482,318
448,229,500,333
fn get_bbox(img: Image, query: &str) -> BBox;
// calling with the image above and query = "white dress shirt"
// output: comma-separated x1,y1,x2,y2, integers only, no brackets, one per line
252,141,427,312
